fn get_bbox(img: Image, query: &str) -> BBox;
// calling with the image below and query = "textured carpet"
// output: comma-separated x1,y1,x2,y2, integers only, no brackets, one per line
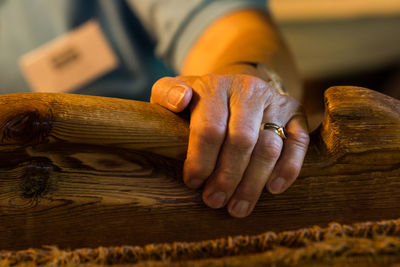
2,218,400,266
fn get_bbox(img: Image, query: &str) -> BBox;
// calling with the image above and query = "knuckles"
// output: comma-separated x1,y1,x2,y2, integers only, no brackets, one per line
190,122,226,146
281,160,303,179
211,172,234,190
232,74,273,100
289,130,310,150
253,137,282,162
180,73,307,217
228,128,258,153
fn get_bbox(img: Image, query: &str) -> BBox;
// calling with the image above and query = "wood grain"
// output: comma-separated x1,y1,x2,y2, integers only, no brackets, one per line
0,87,399,250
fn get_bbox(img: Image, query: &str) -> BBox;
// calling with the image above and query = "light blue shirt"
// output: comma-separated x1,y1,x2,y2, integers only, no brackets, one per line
0,0,267,100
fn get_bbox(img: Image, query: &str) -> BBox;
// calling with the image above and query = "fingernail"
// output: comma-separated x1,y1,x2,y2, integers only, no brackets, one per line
206,191,226,208
187,179,203,188
269,177,286,194
167,86,186,108
231,200,250,218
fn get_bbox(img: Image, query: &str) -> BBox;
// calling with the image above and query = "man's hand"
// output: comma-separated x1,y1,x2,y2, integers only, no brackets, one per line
151,74,309,218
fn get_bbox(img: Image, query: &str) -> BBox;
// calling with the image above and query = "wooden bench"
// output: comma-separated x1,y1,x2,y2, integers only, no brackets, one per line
0,86,399,265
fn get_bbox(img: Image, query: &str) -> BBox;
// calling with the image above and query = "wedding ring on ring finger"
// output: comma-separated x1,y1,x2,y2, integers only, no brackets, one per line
260,122,287,141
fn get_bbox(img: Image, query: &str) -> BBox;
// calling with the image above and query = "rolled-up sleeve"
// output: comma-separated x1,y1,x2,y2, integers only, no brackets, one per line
126,0,267,72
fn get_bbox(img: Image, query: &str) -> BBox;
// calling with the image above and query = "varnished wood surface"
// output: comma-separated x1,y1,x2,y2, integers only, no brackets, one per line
0,87,399,250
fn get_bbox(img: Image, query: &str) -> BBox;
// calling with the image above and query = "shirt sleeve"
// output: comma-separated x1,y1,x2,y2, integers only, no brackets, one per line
126,0,268,72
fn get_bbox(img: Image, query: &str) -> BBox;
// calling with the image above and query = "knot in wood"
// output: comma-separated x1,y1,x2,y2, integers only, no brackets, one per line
20,158,58,199
1,109,53,145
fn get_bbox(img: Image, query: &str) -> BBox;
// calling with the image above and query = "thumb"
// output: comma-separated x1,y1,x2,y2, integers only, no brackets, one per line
150,77,193,113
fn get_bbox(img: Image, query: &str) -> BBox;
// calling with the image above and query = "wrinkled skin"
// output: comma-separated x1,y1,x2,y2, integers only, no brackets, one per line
151,74,309,218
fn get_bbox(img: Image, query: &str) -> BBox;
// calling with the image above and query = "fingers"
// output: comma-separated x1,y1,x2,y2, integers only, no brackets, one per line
152,75,309,219
227,129,283,217
183,83,229,191
224,99,307,217
267,115,309,194
201,91,265,210
150,77,193,112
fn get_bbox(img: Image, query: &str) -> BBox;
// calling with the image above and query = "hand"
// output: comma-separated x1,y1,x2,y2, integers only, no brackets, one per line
150,74,309,218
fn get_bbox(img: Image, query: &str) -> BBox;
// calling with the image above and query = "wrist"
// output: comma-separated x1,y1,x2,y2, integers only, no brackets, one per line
213,61,287,95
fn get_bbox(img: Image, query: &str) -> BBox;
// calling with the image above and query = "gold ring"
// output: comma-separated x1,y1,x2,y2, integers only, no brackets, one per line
260,123,287,140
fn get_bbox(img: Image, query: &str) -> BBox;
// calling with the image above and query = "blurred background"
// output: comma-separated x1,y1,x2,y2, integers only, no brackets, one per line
270,0,400,129
1,0,399,130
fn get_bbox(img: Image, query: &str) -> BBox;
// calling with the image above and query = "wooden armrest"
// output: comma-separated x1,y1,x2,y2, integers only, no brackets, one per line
0,86,399,250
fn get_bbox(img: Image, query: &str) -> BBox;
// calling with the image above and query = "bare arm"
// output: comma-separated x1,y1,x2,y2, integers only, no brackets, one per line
150,9,309,218
182,9,302,100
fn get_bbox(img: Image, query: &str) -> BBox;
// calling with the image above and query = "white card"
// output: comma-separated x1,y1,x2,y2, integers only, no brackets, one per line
19,20,119,93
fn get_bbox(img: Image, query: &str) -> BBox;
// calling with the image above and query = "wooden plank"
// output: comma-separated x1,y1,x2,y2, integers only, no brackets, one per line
0,87,399,250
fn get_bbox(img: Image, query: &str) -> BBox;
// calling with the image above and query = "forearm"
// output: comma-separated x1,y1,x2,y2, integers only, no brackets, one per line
152,10,308,218
181,9,302,100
